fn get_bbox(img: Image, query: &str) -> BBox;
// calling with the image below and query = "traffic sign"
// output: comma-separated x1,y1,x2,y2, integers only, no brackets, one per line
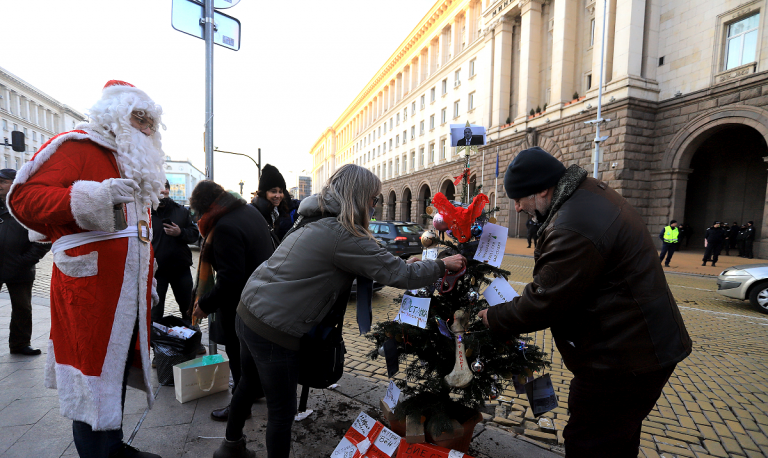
213,0,240,8
171,0,241,51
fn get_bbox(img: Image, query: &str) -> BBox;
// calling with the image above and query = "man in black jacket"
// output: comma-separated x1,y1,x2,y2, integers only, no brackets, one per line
0,169,51,355
745,221,756,259
703,221,726,267
477,148,691,458
151,181,200,322
726,222,740,256
526,216,541,248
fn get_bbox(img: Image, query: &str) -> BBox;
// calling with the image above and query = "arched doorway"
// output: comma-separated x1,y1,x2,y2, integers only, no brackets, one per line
418,184,431,226
683,125,767,248
387,190,397,220
374,193,384,221
401,188,412,222
440,179,456,201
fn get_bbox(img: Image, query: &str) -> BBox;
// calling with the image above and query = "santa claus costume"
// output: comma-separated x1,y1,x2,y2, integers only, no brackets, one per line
7,81,166,458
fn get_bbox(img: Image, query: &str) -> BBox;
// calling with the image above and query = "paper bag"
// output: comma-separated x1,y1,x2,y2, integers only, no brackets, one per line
173,354,230,403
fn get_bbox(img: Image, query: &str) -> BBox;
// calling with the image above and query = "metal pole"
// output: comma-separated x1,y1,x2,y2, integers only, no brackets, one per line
204,0,216,356
593,0,608,179
258,148,262,178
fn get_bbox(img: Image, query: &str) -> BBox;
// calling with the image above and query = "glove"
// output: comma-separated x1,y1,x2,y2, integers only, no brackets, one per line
110,179,140,205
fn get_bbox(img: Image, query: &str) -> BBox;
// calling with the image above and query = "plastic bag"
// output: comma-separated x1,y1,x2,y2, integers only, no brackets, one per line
150,316,202,386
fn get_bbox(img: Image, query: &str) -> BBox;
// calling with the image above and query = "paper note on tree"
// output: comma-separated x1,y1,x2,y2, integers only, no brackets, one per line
382,380,401,410
395,295,431,328
473,223,508,267
481,277,519,306
422,248,438,260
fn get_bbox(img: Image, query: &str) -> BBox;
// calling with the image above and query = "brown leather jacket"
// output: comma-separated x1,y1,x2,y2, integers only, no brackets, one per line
488,170,691,376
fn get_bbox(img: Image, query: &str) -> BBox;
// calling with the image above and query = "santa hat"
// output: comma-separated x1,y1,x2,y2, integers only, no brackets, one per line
259,164,287,192
100,80,157,111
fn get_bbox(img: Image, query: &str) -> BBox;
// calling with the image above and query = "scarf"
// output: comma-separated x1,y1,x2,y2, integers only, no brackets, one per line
537,165,589,238
193,193,246,311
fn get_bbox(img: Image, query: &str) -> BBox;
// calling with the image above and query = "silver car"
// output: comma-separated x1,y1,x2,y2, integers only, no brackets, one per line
716,263,768,313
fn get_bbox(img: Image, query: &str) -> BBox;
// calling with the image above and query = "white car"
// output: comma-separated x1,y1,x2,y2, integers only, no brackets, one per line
717,263,768,314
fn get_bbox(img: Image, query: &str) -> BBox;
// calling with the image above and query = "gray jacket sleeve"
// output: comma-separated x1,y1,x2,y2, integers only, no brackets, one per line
333,233,445,289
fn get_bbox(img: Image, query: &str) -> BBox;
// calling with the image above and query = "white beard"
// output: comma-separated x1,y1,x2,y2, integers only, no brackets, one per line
114,128,166,209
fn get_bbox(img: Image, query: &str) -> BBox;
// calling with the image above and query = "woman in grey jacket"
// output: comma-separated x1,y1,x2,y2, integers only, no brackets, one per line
214,164,466,458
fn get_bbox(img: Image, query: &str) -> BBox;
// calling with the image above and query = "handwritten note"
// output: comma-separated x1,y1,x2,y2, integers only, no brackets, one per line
382,380,401,410
374,428,401,456
481,277,519,306
473,223,508,267
395,296,431,328
351,411,375,436
422,248,438,260
330,437,357,458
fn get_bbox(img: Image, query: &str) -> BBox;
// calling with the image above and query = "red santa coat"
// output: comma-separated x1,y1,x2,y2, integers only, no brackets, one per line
7,129,155,431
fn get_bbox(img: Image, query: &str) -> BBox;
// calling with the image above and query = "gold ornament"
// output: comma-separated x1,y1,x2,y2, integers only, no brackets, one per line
488,216,497,224
420,230,437,247
426,206,435,215
471,277,477,286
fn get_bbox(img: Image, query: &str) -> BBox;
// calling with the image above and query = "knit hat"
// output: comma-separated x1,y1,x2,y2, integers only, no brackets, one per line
259,164,287,192
504,147,567,199
0,169,16,180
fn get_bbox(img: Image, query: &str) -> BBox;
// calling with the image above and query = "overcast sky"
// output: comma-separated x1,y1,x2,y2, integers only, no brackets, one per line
2,0,435,195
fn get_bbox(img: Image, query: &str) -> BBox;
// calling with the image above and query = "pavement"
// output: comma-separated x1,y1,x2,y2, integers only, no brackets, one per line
0,239,767,457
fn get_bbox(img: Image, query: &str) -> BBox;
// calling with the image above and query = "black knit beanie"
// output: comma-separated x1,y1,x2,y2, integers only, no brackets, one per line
504,147,567,199
259,164,287,192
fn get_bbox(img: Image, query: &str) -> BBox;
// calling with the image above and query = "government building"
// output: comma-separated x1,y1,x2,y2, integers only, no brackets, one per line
310,0,768,257
1,66,86,170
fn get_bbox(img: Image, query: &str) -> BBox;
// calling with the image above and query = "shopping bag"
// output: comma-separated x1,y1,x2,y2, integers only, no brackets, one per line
173,354,230,403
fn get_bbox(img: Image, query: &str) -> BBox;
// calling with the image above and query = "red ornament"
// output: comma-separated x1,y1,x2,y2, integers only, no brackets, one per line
431,193,489,243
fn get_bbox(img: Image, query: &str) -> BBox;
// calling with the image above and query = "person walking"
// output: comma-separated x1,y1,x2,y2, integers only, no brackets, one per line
659,220,679,267
189,181,275,423
745,221,756,259
7,80,164,458
703,221,726,267
213,164,466,458
477,147,691,458
526,216,541,248
0,168,50,356
726,222,740,256
151,180,199,323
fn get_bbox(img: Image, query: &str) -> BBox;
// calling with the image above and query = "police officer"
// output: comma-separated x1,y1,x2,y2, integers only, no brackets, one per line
703,221,726,267
526,216,541,248
744,221,756,259
659,220,679,267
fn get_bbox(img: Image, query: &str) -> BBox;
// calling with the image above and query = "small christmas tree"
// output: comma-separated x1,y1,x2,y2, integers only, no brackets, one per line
367,128,549,436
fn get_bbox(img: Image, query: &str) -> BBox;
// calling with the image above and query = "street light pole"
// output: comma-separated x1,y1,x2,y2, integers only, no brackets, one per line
203,0,216,357
586,0,610,179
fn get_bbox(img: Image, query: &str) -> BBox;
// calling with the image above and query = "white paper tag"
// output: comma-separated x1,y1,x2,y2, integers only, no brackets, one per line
351,411,376,436
473,222,508,267
395,295,431,328
330,437,357,458
382,380,401,410
481,277,520,306
374,427,401,456
448,450,465,458
422,248,438,260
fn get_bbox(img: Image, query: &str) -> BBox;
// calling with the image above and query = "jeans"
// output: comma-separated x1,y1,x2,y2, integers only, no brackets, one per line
659,242,676,265
151,268,194,323
72,321,138,458
2,281,33,350
563,365,675,457
228,315,298,458
219,306,242,393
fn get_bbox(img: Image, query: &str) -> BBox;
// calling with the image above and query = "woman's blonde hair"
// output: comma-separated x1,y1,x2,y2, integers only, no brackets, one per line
319,164,381,238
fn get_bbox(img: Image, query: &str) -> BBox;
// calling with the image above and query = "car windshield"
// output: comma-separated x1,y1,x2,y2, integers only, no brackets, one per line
396,224,423,235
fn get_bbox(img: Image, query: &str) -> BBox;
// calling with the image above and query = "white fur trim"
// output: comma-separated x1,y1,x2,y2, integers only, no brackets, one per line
28,231,49,243
70,179,116,232
6,129,118,236
45,340,57,389
53,251,99,278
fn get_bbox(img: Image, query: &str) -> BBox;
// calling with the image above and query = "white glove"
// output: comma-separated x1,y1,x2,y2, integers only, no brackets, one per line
110,179,140,205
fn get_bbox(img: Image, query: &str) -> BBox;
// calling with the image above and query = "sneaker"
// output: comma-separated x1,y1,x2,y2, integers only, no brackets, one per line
109,442,161,458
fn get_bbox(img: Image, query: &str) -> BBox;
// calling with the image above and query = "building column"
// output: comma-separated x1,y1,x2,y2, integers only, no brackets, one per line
550,0,578,110
490,16,514,127
428,40,438,76
451,18,460,59
515,1,542,122
612,0,646,80
589,0,615,94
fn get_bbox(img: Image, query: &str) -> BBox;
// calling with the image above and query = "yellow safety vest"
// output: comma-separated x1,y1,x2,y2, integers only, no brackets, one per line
663,226,679,244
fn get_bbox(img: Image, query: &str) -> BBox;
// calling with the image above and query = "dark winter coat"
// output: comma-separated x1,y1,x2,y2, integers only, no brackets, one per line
745,225,756,241
197,204,275,315
151,199,199,274
729,225,740,240
487,165,691,377
0,200,50,283
251,196,296,241
526,218,541,236
704,226,726,245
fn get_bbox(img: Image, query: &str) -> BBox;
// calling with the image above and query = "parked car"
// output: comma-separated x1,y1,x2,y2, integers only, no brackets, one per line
716,263,768,314
369,221,426,259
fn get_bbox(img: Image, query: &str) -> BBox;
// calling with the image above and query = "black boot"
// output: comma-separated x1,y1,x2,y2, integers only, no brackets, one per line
711,263,716,267
213,435,255,458
211,404,252,422
702,262,707,266
109,443,161,458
